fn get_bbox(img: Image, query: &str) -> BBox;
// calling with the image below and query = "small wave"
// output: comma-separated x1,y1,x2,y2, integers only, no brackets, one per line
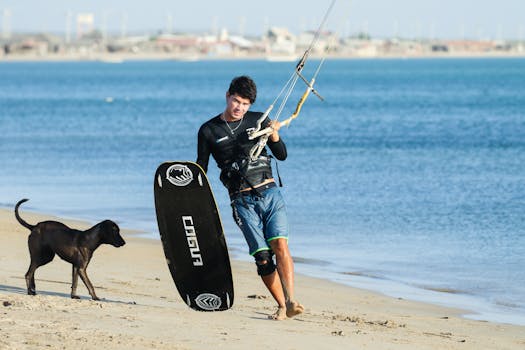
293,256,331,266
493,300,522,309
339,271,383,279
416,285,469,295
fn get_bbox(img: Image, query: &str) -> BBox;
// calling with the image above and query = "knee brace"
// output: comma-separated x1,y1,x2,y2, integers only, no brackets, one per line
253,250,276,276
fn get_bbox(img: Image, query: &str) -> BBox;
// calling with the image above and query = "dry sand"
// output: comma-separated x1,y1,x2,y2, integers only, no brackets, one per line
1,208,524,350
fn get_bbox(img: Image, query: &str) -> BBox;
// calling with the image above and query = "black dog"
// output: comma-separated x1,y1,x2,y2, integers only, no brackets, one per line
15,198,126,300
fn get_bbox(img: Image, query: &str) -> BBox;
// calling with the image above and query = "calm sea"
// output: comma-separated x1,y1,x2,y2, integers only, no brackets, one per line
1,58,524,325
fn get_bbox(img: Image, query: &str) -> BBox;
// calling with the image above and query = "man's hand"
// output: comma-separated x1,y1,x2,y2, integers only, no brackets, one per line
268,120,281,142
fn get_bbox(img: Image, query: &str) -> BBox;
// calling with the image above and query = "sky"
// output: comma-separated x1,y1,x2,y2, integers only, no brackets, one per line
1,0,524,40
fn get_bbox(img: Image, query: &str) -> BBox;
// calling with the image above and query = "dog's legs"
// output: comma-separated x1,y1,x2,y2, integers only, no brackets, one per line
25,262,38,295
77,267,100,301
25,246,55,296
71,266,81,299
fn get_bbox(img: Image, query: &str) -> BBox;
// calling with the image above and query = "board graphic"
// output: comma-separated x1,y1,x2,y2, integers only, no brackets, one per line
154,161,233,311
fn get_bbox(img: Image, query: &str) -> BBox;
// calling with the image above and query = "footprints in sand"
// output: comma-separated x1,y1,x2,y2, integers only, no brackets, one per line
326,312,470,344
423,332,467,343
332,314,406,328
1,294,174,349
325,313,407,337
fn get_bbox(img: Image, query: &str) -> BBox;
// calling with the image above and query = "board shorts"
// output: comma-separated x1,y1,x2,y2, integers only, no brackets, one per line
230,184,289,256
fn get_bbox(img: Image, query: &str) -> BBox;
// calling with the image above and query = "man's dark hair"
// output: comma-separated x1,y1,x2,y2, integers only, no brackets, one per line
228,76,257,104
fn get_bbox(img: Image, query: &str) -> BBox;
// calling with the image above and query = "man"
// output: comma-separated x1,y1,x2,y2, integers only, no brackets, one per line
197,76,304,320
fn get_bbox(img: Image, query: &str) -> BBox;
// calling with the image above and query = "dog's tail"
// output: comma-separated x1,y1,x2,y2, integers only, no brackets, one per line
15,199,35,230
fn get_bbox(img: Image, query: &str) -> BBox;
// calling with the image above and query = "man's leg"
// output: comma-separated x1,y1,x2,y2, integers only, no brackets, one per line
270,238,304,317
231,194,293,319
261,271,287,320
253,250,287,320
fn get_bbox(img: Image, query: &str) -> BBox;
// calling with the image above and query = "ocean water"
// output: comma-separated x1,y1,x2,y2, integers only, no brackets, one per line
1,58,524,325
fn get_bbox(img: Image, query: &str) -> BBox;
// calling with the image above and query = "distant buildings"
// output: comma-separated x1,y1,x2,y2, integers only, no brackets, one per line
1,24,524,60
1,9,525,60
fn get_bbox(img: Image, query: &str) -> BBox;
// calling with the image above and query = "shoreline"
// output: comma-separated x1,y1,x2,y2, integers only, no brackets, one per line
6,204,525,328
3,203,525,327
2,52,525,63
127,225,525,328
1,207,524,349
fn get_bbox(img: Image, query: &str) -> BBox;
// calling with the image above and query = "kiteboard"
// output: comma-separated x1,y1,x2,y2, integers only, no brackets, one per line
154,161,234,311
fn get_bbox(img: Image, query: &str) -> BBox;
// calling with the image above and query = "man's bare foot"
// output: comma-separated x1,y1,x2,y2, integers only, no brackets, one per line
268,306,287,320
286,300,304,318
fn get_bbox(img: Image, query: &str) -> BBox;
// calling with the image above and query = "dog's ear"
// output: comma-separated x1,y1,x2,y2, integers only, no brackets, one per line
101,220,119,231
99,220,125,246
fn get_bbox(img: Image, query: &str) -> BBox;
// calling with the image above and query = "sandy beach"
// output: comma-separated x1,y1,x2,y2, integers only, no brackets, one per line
1,207,524,350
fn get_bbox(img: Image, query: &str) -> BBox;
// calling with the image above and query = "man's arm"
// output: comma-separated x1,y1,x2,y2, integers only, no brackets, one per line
266,120,287,161
196,125,211,172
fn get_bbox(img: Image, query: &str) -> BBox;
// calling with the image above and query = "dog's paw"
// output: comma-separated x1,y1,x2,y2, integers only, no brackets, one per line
71,295,81,299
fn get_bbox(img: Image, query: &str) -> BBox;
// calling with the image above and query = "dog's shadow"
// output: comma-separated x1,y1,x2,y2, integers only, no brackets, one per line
0,284,27,295
0,283,136,305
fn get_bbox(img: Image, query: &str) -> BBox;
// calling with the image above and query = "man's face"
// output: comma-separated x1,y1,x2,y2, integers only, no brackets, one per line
225,93,251,120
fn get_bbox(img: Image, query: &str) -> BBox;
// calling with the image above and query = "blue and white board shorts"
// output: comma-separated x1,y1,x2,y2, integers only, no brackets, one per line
231,185,289,256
